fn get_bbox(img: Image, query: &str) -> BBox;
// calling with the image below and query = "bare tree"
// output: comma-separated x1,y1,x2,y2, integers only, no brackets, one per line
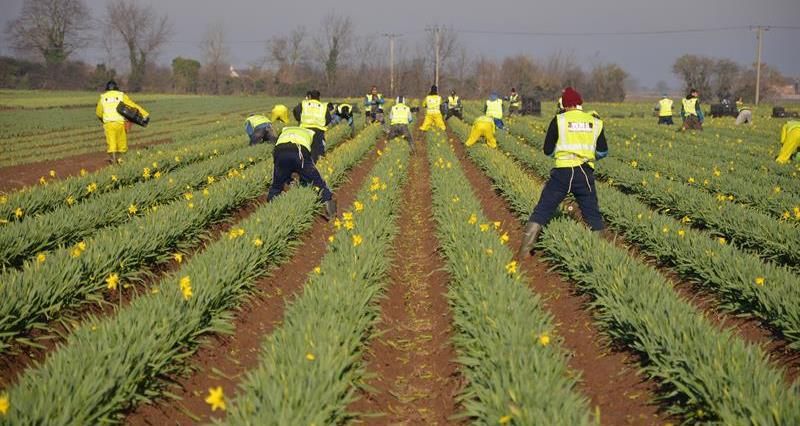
105,0,171,92
313,12,352,92
269,26,308,87
5,0,91,67
713,58,741,100
672,54,715,98
424,26,460,85
201,21,229,94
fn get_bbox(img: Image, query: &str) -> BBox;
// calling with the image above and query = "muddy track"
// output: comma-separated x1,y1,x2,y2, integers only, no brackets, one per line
348,128,462,424
447,127,668,425
125,140,386,425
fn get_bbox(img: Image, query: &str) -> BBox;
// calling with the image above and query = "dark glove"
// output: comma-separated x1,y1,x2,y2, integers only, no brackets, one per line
142,116,150,127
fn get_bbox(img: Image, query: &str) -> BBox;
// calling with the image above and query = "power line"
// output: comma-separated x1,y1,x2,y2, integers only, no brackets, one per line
453,25,800,37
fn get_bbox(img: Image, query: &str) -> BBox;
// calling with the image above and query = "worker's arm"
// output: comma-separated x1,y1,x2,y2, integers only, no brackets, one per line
696,103,704,122
680,103,686,120
542,117,559,157
96,98,104,122
292,104,302,122
325,108,332,126
245,121,254,137
595,129,608,159
483,103,488,114
122,94,149,117
376,97,385,105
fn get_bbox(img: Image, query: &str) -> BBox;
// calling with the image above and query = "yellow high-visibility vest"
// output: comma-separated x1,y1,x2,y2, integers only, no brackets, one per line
300,99,327,130
245,114,270,128
486,99,503,119
736,100,750,111
658,98,673,116
337,103,352,114
682,98,698,116
276,126,314,151
424,95,442,114
447,95,459,107
554,109,603,168
509,93,521,107
100,90,126,123
365,93,383,103
390,104,411,125
782,121,800,145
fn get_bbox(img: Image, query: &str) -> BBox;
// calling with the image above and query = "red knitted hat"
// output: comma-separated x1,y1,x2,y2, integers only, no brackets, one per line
561,87,583,108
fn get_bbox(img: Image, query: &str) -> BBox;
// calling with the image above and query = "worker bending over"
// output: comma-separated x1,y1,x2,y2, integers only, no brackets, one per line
680,88,704,131
420,85,446,131
508,88,522,116
484,92,504,129
735,97,753,125
267,126,336,219
446,89,463,120
388,96,414,150
96,80,149,164
464,115,497,149
518,87,608,258
655,94,674,125
293,89,331,162
332,102,355,135
777,121,800,164
271,104,290,123
244,114,276,145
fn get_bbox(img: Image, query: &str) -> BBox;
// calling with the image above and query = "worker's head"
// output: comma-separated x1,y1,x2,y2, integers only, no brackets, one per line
561,87,583,109
662,93,668,98
489,92,498,101
309,90,321,100
105,80,119,91
689,88,698,98
429,85,438,95
451,89,456,95
396,95,405,104
371,86,378,95
511,87,517,93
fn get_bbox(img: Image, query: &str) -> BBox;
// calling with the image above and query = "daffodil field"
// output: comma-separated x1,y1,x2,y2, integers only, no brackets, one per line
0,91,798,424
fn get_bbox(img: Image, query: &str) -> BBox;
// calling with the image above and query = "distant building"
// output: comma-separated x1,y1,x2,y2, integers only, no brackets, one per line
229,66,239,78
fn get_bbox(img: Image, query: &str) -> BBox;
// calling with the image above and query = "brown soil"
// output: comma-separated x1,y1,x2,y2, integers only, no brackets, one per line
0,191,269,390
0,138,172,192
448,131,668,425
348,134,462,424
125,140,385,425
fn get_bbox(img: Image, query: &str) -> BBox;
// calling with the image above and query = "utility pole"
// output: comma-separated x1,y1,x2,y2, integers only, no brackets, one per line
426,25,441,87
382,33,401,97
752,26,769,105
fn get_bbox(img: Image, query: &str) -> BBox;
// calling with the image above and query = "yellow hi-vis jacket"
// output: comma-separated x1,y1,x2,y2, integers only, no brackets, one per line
96,90,148,123
509,93,521,108
736,100,750,111
554,109,603,169
300,99,327,130
276,126,314,151
782,122,800,145
682,98,698,116
658,98,673,116
423,95,442,114
486,99,503,119
245,114,270,128
390,103,411,125
447,95,460,108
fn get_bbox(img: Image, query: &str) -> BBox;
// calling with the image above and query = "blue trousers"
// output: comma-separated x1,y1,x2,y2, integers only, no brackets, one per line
529,164,604,230
267,144,332,202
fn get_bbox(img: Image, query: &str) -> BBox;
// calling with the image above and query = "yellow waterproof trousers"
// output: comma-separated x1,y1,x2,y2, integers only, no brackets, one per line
776,128,800,164
103,122,128,153
465,122,497,148
420,112,446,131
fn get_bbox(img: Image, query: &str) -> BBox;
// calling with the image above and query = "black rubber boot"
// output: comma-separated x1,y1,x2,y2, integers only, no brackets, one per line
517,222,542,259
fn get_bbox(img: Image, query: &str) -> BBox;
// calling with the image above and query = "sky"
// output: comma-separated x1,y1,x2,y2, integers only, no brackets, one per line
1,0,799,90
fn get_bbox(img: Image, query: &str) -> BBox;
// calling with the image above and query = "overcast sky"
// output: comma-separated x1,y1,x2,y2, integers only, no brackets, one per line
1,0,798,89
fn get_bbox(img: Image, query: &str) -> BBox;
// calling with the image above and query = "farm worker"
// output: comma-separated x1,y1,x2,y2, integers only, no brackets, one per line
655,94,674,125
484,92,504,129
388,96,414,150
331,102,355,135
364,86,385,125
464,115,497,149
95,80,149,164
445,89,463,120
776,121,800,164
680,88,704,131
518,87,608,258
735,97,753,125
420,85,446,131
508,88,522,116
244,114,276,145
267,126,336,219
292,89,331,162
270,104,290,123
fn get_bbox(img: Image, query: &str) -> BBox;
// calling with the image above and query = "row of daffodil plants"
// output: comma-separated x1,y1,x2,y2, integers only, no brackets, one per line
0,122,357,354
448,119,800,424
0,126,246,223
502,117,800,268
224,140,410,425
0,142,274,269
509,117,800,220
0,123,382,425
456,117,800,350
423,130,593,425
